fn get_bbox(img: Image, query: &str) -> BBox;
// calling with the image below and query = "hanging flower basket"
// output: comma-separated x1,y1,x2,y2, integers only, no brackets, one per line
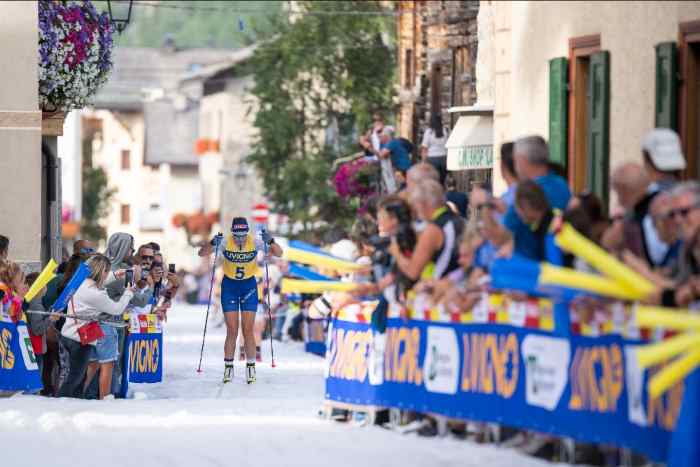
38,0,114,112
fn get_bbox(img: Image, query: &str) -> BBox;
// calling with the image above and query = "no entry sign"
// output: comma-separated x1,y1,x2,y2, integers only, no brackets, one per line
252,203,269,223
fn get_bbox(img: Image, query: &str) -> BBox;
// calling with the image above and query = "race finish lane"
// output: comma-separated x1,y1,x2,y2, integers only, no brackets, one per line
0,304,548,467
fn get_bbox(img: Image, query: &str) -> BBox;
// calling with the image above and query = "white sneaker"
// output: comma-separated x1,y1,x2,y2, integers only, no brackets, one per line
103,394,115,401
223,365,234,383
246,363,256,384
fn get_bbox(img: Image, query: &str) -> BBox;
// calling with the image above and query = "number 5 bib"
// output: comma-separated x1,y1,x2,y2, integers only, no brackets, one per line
222,234,259,280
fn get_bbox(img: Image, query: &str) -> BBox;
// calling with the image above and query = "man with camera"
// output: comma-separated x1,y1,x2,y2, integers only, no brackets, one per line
199,217,282,384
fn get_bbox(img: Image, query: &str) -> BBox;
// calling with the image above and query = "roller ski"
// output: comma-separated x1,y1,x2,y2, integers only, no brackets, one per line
223,359,234,383
246,362,256,384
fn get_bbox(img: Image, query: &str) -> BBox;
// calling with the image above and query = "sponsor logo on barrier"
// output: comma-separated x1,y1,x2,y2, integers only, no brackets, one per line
568,344,623,413
368,332,385,386
645,363,684,431
521,335,570,410
327,327,372,382
16,325,38,370
129,337,160,374
0,328,15,370
424,326,459,395
461,332,519,398
384,326,423,385
624,345,647,427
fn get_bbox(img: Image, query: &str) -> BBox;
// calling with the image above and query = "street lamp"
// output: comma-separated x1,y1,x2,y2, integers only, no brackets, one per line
107,0,133,34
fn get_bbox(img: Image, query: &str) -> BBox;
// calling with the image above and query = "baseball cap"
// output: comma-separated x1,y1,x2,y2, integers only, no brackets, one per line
642,128,686,171
231,217,249,237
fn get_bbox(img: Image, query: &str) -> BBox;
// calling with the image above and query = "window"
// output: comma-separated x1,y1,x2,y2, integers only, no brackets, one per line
567,35,601,194
121,204,130,225
679,20,700,180
550,35,610,204
121,149,130,170
404,49,413,89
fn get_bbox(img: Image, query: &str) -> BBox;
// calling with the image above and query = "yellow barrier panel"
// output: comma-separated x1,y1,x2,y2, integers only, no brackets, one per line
636,333,700,369
636,306,700,331
281,279,359,294
24,259,58,302
283,247,361,274
539,263,646,301
648,347,700,398
555,223,655,297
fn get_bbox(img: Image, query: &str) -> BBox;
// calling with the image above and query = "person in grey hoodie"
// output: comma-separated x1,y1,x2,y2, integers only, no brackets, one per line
102,232,154,397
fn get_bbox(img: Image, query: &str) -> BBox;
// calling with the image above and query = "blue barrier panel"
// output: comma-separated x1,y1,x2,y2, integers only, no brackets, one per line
126,314,163,384
326,316,690,463
0,318,42,392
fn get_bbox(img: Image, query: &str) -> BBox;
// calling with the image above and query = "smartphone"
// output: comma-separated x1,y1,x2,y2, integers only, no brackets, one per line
124,269,134,287
168,263,176,274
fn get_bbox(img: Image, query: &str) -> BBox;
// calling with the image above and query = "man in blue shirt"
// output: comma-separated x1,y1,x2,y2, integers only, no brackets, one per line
379,126,412,174
502,135,571,260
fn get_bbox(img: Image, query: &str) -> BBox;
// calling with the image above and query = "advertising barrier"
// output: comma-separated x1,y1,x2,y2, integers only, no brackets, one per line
126,314,163,384
0,314,42,393
325,295,697,464
304,318,327,357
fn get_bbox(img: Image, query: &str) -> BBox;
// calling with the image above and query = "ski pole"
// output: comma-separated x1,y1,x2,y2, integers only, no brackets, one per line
197,234,221,373
262,228,276,368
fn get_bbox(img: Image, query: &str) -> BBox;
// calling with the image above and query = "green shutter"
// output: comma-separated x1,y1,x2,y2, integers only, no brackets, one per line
655,42,679,130
586,51,610,205
549,57,569,173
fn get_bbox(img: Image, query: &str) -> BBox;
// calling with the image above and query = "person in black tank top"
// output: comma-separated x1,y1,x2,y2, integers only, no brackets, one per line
390,179,463,281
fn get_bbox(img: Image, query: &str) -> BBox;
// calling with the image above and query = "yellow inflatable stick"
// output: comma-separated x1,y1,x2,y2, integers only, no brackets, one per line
648,347,700,398
554,223,655,297
283,247,361,274
635,306,700,331
539,263,646,301
24,259,58,302
636,333,700,369
281,279,359,294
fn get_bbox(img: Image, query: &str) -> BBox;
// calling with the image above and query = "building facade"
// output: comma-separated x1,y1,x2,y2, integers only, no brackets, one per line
0,2,42,269
396,0,482,187
481,1,700,205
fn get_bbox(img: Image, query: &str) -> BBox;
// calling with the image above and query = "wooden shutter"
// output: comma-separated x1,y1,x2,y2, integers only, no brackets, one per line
549,57,569,172
655,42,679,130
586,51,610,205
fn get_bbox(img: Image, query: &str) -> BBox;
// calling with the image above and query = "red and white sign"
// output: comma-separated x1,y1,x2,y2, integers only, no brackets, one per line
252,203,269,223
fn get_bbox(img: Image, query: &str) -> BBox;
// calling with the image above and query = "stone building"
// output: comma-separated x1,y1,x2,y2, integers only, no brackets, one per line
396,0,482,186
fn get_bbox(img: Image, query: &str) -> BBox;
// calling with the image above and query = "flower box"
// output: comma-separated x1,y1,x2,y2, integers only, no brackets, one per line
41,111,66,136
39,1,114,112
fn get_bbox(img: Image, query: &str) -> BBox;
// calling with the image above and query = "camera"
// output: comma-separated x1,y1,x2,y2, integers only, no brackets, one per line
368,221,416,268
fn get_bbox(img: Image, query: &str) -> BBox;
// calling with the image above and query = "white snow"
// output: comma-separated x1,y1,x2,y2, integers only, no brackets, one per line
0,304,550,467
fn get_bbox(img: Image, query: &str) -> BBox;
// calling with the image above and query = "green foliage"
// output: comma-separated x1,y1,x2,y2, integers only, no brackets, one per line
95,1,284,49
247,0,396,236
81,166,116,242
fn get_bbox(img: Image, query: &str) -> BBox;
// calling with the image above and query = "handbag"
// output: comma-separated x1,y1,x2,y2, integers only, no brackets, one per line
71,299,104,345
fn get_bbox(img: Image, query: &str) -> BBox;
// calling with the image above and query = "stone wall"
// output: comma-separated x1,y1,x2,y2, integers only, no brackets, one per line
397,1,479,145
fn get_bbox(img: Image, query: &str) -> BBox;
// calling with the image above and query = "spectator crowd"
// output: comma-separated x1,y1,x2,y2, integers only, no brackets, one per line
0,233,180,399
305,121,699,464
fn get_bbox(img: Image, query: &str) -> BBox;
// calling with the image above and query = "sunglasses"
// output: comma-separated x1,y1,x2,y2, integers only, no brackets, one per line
670,203,700,220
79,247,95,254
140,255,154,261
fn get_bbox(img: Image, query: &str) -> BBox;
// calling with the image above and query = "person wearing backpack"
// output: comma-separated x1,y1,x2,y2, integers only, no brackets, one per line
421,113,450,185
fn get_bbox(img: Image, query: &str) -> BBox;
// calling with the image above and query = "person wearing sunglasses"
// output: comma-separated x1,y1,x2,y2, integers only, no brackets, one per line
199,217,282,384
646,181,700,308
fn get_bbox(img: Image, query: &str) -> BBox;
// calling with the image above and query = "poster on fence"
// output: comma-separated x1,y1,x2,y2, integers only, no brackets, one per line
0,314,42,392
325,312,690,463
126,314,163,384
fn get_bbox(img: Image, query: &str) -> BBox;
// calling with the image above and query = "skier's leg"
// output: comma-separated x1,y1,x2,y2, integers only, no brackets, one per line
241,312,257,364
224,311,240,360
